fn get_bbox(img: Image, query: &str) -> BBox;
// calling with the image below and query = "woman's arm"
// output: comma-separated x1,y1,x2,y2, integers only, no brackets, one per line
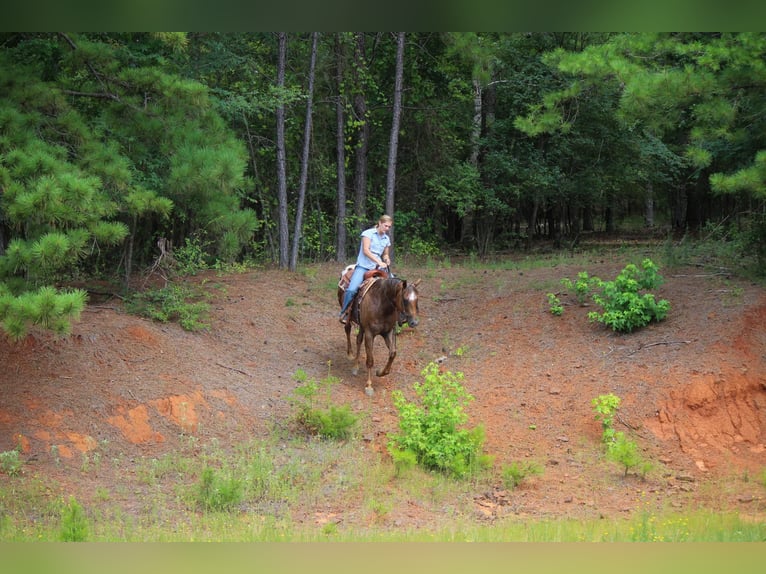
362,236,386,267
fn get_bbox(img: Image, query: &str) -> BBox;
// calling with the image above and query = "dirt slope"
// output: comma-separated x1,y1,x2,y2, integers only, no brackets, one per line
1,255,765,525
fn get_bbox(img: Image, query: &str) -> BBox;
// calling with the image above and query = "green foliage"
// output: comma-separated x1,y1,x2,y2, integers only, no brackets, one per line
59,496,88,541
125,284,210,331
592,393,653,478
587,259,671,333
0,285,88,341
546,292,563,316
174,235,210,276
289,366,358,440
606,431,654,478
501,460,543,490
592,392,621,443
560,271,598,305
0,448,22,476
195,467,244,512
388,362,493,478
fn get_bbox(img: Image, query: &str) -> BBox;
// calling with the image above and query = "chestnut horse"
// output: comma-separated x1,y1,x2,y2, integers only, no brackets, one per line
337,272,420,396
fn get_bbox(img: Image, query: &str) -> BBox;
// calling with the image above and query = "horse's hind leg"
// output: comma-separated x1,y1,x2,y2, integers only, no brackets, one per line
351,328,364,376
375,330,396,378
363,331,376,396
345,321,354,360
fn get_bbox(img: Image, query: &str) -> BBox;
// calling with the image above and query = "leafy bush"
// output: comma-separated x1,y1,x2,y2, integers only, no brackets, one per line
547,292,563,316
174,235,210,276
607,431,654,478
125,284,210,331
195,467,244,512
0,448,22,476
59,496,88,541
560,271,598,305
592,393,621,443
388,362,494,478
501,460,543,490
587,259,670,333
592,393,653,478
289,367,358,440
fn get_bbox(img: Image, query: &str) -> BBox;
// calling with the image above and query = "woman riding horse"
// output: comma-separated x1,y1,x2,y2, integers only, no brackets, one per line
338,215,393,324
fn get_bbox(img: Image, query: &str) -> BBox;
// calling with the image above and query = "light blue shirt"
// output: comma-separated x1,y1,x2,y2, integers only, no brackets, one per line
356,227,391,270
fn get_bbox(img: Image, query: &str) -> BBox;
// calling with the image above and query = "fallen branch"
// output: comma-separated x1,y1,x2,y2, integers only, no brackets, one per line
216,362,252,377
628,339,693,355
616,413,648,438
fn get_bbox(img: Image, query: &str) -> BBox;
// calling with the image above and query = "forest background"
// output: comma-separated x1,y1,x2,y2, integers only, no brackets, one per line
1,32,765,339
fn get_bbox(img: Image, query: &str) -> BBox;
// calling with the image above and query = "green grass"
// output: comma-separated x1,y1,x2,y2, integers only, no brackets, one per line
1,433,764,541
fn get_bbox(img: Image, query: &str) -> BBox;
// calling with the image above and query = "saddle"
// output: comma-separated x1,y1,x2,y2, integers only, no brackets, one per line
338,265,388,324
338,265,387,291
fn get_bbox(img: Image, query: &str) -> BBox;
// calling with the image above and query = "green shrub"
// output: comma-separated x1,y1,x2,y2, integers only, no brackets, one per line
588,259,670,333
195,467,244,512
607,432,654,478
560,271,598,304
174,235,210,276
59,496,88,541
592,393,653,478
501,460,543,490
0,449,22,476
592,393,621,443
125,284,210,331
388,362,494,478
547,293,563,316
289,367,358,440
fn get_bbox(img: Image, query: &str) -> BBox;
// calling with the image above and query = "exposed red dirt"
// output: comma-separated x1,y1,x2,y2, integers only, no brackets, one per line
1,254,765,527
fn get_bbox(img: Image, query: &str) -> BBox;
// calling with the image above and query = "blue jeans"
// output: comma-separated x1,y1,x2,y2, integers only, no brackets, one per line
340,265,370,314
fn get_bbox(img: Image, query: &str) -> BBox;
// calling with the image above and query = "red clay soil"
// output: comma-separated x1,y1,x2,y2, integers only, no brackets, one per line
1,254,765,527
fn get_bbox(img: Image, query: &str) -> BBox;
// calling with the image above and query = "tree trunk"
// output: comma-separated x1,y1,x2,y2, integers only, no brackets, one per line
385,32,405,262
335,33,348,263
644,180,655,228
460,77,483,249
352,32,370,222
290,32,318,272
276,32,289,269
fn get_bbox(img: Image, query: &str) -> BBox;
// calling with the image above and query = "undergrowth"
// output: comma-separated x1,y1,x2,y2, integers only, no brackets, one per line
388,362,494,478
125,283,211,331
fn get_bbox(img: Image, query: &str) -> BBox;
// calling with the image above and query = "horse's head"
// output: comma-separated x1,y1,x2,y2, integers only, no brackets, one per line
398,279,421,328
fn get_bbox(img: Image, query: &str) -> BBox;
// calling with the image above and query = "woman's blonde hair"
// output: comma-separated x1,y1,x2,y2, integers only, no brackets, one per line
378,214,393,225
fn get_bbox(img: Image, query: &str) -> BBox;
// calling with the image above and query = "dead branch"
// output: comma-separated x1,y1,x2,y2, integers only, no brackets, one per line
142,238,176,288
215,362,252,377
627,339,693,355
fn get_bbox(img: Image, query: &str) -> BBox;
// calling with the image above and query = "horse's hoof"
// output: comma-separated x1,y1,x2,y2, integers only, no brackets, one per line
351,367,358,376
365,386,374,397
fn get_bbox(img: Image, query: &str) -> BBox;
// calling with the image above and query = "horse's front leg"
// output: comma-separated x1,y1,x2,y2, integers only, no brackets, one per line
375,330,396,378
351,327,364,376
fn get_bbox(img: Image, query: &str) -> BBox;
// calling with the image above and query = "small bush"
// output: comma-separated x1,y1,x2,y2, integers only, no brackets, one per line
195,467,244,512
588,259,670,333
174,235,210,276
289,366,358,440
547,293,563,316
607,432,654,478
59,496,88,541
592,393,621,443
560,271,598,305
501,461,543,490
388,362,494,478
125,284,210,331
592,393,653,478
0,449,22,476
